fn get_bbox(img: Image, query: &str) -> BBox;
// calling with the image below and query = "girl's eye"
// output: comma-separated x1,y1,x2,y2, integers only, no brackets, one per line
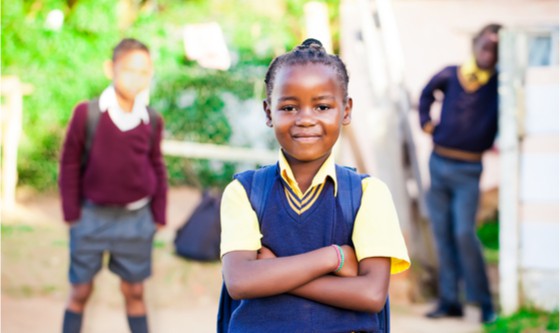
317,105,331,111
280,105,297,112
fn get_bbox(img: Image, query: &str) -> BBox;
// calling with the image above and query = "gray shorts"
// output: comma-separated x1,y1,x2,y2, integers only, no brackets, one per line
68,203,156,284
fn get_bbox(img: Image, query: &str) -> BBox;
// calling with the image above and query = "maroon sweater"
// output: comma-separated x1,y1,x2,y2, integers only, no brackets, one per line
59,101,168,224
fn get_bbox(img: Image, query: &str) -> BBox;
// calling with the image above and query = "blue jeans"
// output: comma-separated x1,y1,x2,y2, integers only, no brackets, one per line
427,152,492,307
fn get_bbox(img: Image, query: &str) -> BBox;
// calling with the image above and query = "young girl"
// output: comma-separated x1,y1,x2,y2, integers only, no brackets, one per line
220,39,410,332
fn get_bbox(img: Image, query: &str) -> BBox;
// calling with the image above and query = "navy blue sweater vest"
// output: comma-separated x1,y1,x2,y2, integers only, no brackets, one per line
228,169,381,333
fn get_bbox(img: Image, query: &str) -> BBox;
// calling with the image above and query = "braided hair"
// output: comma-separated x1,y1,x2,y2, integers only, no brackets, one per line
264,38,350,101
112,38,150,62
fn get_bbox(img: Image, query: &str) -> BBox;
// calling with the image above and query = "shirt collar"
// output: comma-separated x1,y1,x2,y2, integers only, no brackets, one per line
459,57,494,87
98,85,150,126
278,150,338,198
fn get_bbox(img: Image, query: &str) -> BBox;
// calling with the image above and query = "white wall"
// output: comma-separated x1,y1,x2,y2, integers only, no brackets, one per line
518,66,559,311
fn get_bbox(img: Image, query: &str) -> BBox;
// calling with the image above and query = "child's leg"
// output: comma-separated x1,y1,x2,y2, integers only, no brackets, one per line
107,205,155,333
121,280,149,333
65,204,106,332
67,282,94,312
63,282,93,333
120,281,146,315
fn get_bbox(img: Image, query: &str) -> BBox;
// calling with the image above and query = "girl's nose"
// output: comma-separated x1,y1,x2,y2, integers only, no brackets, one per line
295,107,316,126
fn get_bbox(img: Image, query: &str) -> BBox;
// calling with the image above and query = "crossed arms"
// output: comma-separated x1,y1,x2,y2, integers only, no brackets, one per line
222,246,391,313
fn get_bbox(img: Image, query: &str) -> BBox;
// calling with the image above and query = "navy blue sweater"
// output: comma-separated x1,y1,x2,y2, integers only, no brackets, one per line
419,65,498,153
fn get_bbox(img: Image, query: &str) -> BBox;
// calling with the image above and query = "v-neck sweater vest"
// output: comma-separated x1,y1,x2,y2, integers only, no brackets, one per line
227,173,380,333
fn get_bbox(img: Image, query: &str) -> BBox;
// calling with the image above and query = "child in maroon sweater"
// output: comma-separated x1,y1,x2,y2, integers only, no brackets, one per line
59,38,167,333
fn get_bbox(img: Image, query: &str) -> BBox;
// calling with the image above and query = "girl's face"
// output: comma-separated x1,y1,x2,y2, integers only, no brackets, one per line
109,50,153,101
264,63,352,165
474,32,499,70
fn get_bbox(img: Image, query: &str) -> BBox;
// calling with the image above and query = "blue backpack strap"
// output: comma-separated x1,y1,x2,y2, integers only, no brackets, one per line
335,165,390,333
248,163,278,223
335,165,364,228
217,164,278,333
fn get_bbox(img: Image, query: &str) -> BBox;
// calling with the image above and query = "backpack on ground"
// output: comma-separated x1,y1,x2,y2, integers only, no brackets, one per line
174,190,222,261
217,164,391,333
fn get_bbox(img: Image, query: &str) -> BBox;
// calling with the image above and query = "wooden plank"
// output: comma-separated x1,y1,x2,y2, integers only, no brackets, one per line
520,135,559,153
498,29,524,315
162,140,277,164
520,203,559,224
520,222,559,270
519,153,559,203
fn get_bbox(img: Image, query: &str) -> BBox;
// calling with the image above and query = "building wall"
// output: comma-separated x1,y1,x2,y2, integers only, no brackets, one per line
518,66,559,311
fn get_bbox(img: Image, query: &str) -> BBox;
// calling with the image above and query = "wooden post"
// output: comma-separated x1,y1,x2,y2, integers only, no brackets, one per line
1,76,33,213
498,29,524,315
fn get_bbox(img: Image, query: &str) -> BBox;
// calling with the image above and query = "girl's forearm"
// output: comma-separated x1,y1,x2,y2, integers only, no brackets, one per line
289,275,388,312
222,246,338,300
289,257,391,312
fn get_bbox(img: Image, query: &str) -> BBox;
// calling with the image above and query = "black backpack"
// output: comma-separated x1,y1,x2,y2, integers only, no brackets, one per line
217,164,391,333
174,190,222,261
82,98,159,168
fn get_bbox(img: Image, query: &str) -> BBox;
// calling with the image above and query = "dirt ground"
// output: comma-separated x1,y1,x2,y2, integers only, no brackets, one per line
1,186,485,333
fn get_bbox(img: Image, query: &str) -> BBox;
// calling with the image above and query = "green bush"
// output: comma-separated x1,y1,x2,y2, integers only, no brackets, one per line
484,307,559,333
3,0,341,190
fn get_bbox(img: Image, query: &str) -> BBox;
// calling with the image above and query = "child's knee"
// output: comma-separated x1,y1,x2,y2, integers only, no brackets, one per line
120,282,144,301
70,283,93,304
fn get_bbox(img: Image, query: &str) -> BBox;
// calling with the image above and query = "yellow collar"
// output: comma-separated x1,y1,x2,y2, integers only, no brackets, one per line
458,57,494,92
278,150,337,198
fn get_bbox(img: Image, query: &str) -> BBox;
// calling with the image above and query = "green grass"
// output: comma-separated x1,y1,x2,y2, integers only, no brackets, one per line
1,224,35,237
485,308,559,333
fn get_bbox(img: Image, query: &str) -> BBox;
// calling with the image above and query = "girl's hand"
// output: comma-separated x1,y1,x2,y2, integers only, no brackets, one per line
257,246,276,260
334,245,358,277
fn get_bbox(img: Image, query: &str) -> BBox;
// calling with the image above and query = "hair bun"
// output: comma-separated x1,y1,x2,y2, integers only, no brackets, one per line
301,38,323,48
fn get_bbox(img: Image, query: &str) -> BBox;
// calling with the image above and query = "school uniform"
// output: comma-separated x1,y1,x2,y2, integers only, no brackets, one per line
418,59,497,313
220,152,410,333
59,86,167,284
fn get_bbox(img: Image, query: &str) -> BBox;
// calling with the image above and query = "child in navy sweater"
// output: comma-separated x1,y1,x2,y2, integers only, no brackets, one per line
59,38,167,333
419,24,501,324
220,39,410,333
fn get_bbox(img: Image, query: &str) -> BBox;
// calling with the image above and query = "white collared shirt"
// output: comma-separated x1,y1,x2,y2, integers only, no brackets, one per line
98,85,150,132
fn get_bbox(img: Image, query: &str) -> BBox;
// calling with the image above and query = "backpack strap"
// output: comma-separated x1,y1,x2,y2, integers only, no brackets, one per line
248,164,279,223
335,165,365,228
217,164,277,333
146,106,159,151
335,165,391,333
82,98,101,169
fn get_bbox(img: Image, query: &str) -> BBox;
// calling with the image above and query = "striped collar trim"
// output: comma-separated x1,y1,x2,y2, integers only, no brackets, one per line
278,150,338,198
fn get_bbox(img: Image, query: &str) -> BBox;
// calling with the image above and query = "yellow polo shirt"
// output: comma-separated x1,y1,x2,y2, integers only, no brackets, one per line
220,152,410,274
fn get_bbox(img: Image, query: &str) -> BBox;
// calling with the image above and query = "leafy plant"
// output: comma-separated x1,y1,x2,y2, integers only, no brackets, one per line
484,307,559,333
477,218,499,264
